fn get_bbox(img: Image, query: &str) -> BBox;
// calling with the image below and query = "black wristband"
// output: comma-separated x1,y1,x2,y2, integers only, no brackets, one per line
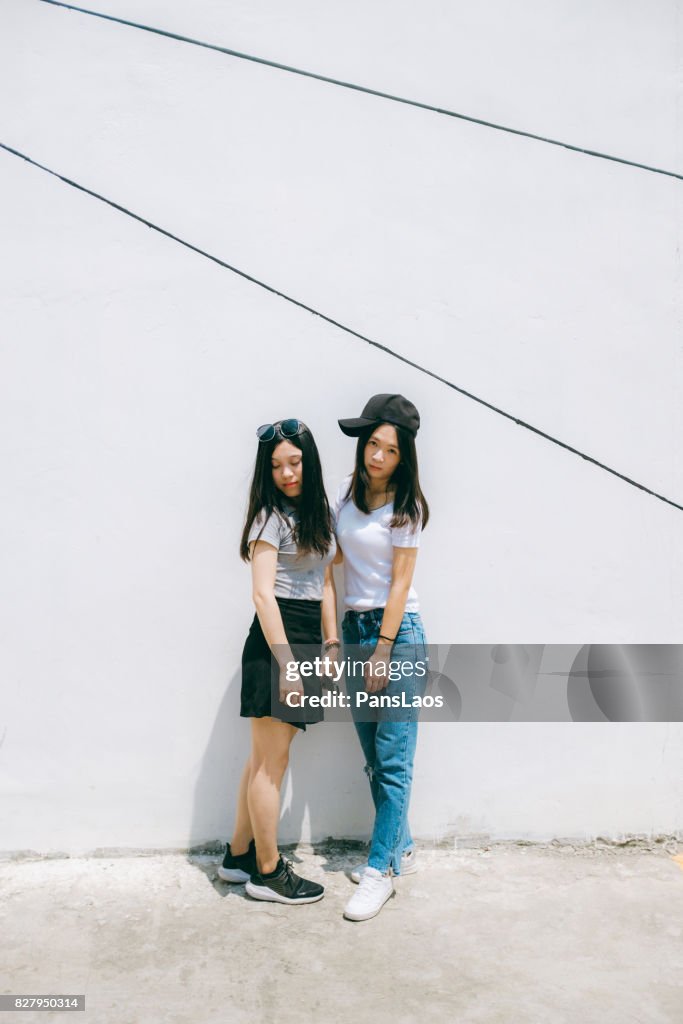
378,634,395,643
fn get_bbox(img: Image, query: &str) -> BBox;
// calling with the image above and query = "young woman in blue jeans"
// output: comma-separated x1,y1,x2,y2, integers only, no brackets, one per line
333,394,429,921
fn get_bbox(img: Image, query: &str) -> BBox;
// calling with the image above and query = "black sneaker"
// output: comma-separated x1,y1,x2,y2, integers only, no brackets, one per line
245,856,325,905
217,839,256,883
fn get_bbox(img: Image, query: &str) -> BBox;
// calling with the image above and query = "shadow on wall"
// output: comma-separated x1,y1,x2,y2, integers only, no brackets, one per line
188,667,248,854
188,666,373,854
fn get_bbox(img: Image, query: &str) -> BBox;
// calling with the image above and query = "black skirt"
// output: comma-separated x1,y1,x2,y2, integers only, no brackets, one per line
240,597,324,730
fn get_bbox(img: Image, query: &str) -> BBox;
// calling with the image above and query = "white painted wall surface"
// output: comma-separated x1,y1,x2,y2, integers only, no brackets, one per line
0,0,681,853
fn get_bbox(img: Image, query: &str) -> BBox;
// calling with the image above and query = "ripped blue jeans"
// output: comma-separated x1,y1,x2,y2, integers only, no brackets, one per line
342,608,427,875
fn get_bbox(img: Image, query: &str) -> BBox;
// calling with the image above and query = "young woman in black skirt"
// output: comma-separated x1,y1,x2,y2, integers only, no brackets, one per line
218,418,338,905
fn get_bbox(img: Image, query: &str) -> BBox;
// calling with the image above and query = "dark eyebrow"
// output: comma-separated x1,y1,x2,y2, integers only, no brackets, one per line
370,434,397,449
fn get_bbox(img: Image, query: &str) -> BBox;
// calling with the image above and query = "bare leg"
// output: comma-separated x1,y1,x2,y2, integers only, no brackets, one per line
229,754,253,856
247,717,297,875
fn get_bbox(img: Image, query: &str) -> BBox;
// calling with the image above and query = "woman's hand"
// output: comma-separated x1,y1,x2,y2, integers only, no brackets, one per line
364,643,392,693
279,664,304,707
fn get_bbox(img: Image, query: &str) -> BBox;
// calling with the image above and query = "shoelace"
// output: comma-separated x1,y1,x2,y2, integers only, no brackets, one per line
280,857,299,892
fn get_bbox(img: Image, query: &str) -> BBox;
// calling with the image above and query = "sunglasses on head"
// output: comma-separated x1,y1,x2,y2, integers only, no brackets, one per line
256,418,305,443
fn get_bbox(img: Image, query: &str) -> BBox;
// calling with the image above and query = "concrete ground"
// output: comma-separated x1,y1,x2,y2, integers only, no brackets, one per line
2,842,683,1024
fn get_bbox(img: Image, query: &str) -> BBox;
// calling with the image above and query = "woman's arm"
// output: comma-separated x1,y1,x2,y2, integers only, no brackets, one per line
321,564,339,643
378,547,418,644
250,540,290,657
250,540,303,706
321,564,340,687
365,546,418,692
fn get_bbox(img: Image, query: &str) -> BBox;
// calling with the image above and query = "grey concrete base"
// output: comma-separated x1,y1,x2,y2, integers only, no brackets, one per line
2,844,683,1023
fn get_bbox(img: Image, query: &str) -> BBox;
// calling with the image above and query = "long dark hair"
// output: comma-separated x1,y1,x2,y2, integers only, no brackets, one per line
345,423,429,529
240,424,333,561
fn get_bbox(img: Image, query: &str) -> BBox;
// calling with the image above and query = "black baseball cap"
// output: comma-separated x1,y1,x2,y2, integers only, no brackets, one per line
338,394,421,438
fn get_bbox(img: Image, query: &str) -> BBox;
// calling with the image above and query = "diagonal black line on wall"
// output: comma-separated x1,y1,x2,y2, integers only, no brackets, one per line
39,0,683,183
1,140,681,512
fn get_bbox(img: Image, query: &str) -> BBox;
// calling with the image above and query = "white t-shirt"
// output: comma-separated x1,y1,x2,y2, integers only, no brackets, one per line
334,477,421,612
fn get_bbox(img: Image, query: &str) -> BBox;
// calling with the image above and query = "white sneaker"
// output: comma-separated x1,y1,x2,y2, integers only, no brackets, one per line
349,848,418,884
343,867,394,921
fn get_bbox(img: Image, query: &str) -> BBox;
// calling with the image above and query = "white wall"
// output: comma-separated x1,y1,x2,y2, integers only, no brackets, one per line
0,0,681,854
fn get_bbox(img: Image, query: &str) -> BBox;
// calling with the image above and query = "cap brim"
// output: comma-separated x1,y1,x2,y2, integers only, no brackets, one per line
337,417,378,437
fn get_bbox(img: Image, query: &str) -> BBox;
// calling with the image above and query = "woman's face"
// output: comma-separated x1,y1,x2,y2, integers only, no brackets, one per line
271,439,303,501
364,423,400,486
